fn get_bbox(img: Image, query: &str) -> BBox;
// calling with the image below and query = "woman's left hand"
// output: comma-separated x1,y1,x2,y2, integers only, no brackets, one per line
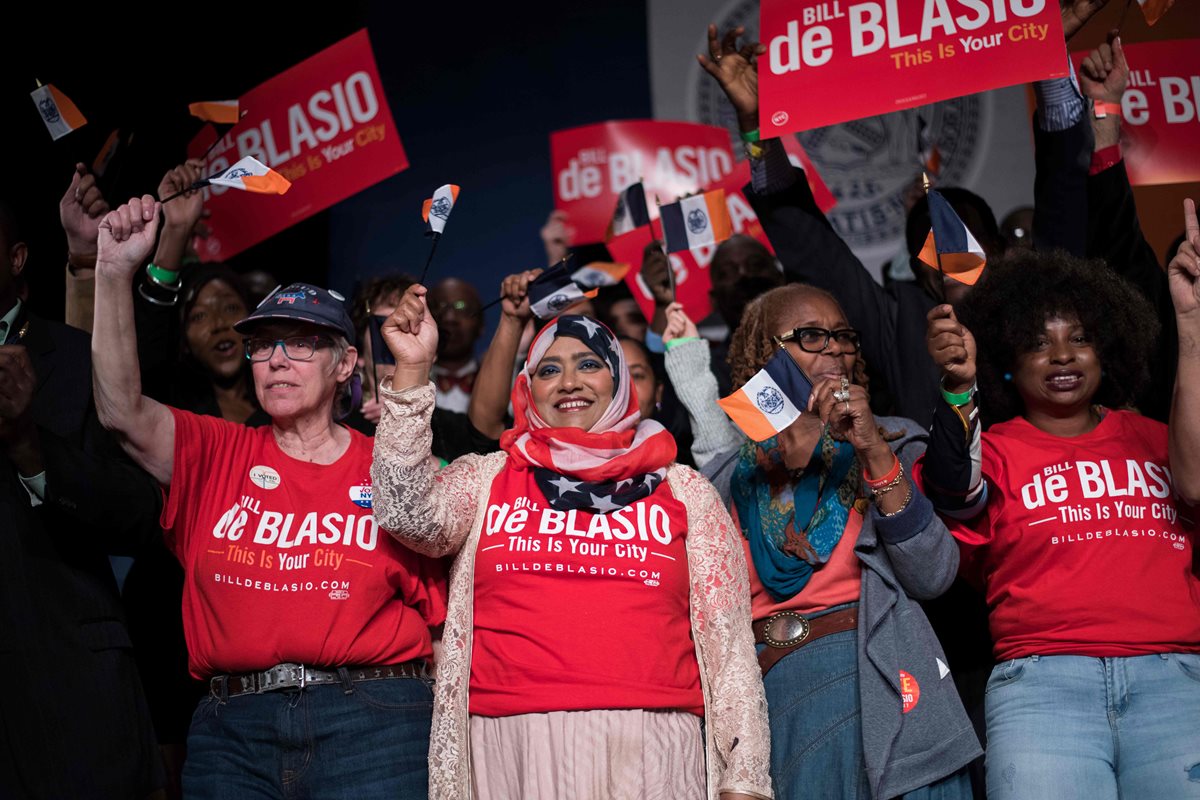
809,377,885,454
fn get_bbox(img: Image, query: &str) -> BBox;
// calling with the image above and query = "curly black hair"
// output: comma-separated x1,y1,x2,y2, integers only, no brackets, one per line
957,249,1161,424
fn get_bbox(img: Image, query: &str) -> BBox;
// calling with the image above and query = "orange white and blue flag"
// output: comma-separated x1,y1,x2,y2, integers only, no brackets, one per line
31,83,87,140
607,182,651,240
422,184,460,235
189,100,241,124
1137,0,1174,25
918,189,986,286
659,189,733,253
207,157,292,195
718,348,813,442
572,261,630,289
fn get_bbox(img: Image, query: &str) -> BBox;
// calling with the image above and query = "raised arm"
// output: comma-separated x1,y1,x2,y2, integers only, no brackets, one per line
467,269,538,440
59,164,110,333
92,196,176,484
919,304,987,519
661,302,740,467
1168,200,1200,504
372,284,492,556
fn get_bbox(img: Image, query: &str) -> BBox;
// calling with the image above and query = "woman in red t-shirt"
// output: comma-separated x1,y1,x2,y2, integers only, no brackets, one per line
920,239,1200,800
90,196,445,799
372,284,772,800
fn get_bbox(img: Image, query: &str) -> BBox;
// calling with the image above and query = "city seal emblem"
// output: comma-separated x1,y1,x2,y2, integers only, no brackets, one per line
756,386,785,414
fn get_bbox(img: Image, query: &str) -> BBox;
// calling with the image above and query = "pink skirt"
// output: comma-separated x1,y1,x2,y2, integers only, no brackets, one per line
469,709,705,800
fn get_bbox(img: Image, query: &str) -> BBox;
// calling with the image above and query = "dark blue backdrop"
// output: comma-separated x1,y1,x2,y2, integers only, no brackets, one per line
329,2,652,341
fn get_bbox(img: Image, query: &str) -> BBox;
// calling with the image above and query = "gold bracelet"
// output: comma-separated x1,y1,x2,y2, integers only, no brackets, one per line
878,482,913,517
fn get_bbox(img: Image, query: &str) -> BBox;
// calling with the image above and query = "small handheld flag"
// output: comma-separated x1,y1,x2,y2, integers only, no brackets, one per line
607,182,651,240
422,184,460,236
572,261,630,290
918,188,986,287
160,157,291,204
718,348,814,442
31,83,87,141
659,189,733,254
1136,0,1174,25
419,184,460,283
189,100,240,124
528,259,596,320
206,157,292,195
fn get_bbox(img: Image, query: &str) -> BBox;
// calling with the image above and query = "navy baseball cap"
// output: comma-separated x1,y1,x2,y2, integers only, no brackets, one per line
234,282,356,343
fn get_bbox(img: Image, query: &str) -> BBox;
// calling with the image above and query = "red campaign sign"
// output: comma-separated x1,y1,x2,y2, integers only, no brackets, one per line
608,162,776,326
1070,39,1200,187
759,0,1068,134
550,120,737,244
186,30,408,262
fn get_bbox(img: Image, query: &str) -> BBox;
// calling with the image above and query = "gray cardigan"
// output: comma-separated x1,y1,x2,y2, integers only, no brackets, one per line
667,339,981,798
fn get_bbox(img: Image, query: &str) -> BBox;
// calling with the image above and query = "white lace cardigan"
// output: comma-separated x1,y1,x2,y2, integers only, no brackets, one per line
370,380,773,800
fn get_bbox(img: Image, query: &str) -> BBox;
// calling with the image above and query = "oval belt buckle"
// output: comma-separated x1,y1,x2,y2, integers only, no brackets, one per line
764,610,811,648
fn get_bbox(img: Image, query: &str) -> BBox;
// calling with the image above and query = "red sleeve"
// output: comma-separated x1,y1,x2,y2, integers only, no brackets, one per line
160,407,246,558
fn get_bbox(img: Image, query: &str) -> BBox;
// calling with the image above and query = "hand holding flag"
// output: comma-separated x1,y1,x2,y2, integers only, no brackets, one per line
718,347,813,441
160,157,292,204
527,257,598,319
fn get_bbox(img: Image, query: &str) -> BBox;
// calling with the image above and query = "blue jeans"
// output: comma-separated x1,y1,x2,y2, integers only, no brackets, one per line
182,675,433,799
760,605,971,800
984,653,1200,799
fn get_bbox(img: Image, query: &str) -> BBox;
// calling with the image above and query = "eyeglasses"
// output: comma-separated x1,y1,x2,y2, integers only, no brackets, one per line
244,336,332,362
775,327,861,354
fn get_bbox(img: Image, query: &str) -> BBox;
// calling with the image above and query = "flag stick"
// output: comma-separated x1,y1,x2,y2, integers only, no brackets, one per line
160,178,211,204
418,234,441,285
921,171,948,305
1116,0,1134,32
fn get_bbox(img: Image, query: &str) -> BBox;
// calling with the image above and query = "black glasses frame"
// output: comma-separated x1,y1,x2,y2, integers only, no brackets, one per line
774,327,862,354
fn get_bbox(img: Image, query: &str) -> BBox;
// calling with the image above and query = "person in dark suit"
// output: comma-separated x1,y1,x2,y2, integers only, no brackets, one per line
0,193,165,798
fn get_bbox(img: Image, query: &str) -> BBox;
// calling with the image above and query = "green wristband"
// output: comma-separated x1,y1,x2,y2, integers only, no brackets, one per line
940,378,976,407
664,336,701,352
739,128,761,143
146,262,181,288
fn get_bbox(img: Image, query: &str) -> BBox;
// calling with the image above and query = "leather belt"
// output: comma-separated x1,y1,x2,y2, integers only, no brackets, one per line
752,608,859,677
211,660,429,698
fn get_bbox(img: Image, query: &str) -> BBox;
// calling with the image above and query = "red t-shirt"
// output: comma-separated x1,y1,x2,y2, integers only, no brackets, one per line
469,462,704,717
949,410,1200,660
161,408,447,678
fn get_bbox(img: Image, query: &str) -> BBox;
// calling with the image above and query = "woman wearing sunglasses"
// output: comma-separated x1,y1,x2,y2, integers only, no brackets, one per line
662,285,979,799
90,196,446,799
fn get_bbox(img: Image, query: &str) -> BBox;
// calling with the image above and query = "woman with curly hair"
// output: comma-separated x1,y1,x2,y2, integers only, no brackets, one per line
662,285,979,800
919,235,1200,799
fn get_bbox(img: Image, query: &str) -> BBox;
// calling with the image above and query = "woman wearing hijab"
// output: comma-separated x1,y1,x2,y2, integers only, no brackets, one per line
371,284,772,800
